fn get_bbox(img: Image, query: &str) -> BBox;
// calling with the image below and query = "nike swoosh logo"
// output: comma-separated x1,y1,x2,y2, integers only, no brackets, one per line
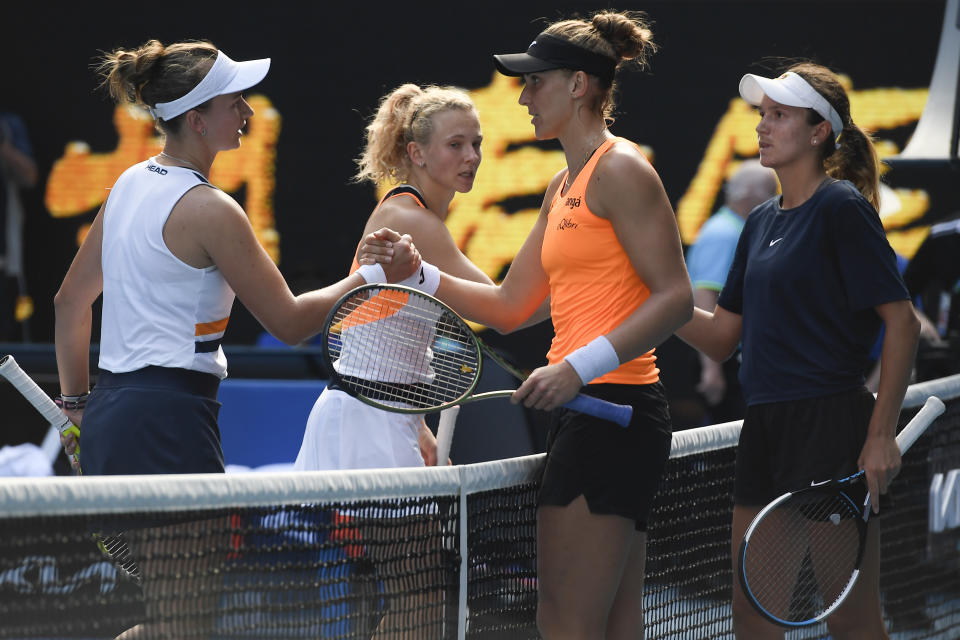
418,267,425,285
769,238,784,247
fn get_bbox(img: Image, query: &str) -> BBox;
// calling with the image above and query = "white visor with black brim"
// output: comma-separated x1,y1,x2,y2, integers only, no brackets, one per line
149,50,270,121
739,71,844,145
494,33,617,84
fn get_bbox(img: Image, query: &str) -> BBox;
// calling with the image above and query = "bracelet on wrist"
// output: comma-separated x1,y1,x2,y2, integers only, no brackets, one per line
56,391,89,411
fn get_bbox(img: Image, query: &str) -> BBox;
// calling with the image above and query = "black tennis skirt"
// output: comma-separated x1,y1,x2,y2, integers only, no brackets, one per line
734,386,876,506
79,366,224,476
538,381,673,531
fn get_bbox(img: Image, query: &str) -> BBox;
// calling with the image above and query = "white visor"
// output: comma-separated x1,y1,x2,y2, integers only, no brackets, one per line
150,50,270,121
739,71,844,140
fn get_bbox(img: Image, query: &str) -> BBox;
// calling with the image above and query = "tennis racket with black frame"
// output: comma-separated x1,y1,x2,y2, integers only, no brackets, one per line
737,394,946,628
321,284,633,428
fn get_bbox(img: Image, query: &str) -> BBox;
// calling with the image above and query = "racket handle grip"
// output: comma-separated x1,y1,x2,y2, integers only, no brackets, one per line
436,405,459,465
0,354,81,464
564,394,633,428
896,395,945,454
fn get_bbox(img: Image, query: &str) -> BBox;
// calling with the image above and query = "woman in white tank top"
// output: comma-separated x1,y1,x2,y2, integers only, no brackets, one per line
52,39,421,640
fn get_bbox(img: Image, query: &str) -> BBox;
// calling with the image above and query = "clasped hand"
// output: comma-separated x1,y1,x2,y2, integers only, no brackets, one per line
356,228,421,282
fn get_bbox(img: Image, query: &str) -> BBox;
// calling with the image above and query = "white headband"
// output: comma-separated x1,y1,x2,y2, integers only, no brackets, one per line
148,50,270,121
739,71,844,147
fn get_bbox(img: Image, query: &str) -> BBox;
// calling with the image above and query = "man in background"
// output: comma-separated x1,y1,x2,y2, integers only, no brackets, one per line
685,160,778,424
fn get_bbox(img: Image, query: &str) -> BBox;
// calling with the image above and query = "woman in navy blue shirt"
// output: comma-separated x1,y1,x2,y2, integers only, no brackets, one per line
677,62,919,639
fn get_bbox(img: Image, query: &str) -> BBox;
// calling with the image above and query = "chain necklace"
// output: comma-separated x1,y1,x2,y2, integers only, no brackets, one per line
564,133,609,190
158,151,204,174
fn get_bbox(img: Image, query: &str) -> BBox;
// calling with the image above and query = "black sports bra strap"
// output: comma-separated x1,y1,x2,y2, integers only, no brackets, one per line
384,184,426,208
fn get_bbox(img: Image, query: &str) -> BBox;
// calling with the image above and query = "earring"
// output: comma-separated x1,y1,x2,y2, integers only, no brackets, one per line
419,161,424,168
201,129,207,137
812,139,818,145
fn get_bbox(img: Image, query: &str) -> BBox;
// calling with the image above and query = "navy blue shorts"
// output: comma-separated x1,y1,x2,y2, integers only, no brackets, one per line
734,387,875,505
538,382,673,531
79,366,224,475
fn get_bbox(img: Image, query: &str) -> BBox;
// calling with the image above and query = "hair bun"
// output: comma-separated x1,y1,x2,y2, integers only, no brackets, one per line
97,39,217,112
591,10,656,66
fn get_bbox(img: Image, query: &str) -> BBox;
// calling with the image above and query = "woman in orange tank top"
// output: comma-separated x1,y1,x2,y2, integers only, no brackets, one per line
424,10,693,639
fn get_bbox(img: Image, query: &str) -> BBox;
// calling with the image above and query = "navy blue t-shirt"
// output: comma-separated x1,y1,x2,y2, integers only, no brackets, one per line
717,180,908,406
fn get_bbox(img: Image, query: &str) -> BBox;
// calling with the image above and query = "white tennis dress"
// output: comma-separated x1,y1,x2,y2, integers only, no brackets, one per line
293,389,424,470
295,282,442,470
295,186,441,472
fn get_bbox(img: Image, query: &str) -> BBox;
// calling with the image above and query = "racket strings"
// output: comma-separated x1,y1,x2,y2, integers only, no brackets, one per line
95,532,142,585
744,491,862,623
329,290,480,409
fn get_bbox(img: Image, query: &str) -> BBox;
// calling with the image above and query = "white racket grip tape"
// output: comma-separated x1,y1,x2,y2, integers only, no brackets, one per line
0,355,80,462
896,395,945,454
436,405,460,466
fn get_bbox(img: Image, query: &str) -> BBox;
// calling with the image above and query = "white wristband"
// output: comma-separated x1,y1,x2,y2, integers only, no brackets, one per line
396,261,440,295
563,335,620,385
355,263,387,284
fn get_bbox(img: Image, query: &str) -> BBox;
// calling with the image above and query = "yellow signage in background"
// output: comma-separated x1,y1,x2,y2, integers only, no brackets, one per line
380,73,932,283
378,73,655,281
677,81,931,258
44,95,282,262
47,76,933,282
378,73,567,281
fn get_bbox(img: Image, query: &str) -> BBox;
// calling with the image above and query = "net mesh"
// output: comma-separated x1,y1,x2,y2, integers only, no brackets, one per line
1,375,959,639
0,498,460,639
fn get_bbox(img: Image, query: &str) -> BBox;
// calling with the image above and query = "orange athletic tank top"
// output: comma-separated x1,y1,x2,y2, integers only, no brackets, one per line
541,137,659,385
349,185,427,273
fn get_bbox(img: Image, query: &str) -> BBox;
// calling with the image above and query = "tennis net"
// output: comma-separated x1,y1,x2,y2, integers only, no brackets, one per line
1,375,959,639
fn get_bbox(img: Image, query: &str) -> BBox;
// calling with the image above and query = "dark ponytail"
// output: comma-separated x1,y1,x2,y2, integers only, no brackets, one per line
789,62,880,210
